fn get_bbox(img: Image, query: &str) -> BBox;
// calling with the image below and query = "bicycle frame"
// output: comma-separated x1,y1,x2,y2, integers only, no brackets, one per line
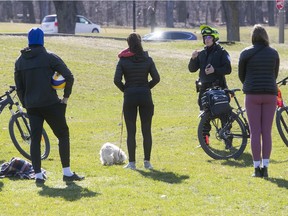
0,86,24,115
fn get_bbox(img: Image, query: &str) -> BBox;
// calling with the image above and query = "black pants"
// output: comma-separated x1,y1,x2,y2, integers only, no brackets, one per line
27,102,70,173
123,88,154,162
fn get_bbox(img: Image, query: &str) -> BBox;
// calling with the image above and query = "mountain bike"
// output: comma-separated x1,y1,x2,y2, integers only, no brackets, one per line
198,88,250,159
275,76,288,146
0,86,50,160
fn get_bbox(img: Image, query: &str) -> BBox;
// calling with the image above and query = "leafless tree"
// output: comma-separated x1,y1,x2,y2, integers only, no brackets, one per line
221,1,240,41
53,1,77,34
166,1,174,27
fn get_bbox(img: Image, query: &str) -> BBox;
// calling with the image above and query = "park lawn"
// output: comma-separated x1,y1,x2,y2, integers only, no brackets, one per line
0,24,287,215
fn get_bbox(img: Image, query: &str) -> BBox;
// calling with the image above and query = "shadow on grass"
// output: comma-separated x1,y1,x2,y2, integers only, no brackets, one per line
0,180,3,191
136,169,189,184
265,177,288,189
207,152,252,167
38,182,99,201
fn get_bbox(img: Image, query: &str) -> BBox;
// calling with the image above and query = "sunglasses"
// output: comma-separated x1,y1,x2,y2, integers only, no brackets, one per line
203,35,213,40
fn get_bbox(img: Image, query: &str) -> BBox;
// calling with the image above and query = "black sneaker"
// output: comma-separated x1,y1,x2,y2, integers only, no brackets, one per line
35,178,45,186
252,167,262,177
261,166,268,178
63,172,85,182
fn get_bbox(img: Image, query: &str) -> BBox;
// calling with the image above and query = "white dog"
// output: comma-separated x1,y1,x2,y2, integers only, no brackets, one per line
99,142,127,166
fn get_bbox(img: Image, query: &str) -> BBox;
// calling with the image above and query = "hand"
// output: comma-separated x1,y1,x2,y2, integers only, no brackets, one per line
192,50,199,59
61,97,68,104
205,64,214,75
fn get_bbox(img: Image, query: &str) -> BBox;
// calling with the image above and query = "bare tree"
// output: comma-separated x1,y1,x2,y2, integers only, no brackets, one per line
148,1,157,32
267,1,275,26
38,1,53,22
0,1,13,22
177,1,187,23
21,1,35,23
53,1,77,34
166,1,174,27
221,1,240,41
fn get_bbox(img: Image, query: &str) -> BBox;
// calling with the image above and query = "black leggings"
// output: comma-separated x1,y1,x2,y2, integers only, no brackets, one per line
123,88,154,162
27,102,70,173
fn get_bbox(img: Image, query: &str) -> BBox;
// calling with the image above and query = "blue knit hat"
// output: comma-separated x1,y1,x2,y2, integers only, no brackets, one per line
28,27,44,46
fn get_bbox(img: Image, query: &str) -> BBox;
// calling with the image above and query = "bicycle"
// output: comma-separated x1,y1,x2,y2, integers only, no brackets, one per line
0,86,50,160
198,88,250,159
275,76,288,146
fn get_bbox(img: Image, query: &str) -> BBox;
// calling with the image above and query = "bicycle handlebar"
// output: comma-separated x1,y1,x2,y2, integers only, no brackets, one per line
9,86,16,93
277,77,288,85
0,86,16,99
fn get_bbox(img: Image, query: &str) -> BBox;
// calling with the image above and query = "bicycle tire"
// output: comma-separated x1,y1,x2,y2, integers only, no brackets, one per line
198,111,248,159
276,106,288,147
9,112,50,160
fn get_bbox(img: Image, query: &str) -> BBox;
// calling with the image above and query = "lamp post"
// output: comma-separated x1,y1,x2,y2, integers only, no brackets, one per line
276,0,285,43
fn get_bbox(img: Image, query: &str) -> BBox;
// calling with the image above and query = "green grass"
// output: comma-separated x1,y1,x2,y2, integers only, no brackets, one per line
0,23,287,215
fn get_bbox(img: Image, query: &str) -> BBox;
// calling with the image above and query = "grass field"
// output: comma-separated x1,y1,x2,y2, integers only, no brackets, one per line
0,22,287,215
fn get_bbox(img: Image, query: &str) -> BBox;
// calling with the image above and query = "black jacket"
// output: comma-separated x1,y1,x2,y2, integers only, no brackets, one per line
14,46,74,108
114,51,160,93
238,43,279,95
188,43,231,88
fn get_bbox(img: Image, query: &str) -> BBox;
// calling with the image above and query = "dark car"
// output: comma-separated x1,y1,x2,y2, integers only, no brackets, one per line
142,31,197,41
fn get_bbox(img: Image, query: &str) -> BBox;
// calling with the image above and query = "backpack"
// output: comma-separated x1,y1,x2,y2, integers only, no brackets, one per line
201,89,231,117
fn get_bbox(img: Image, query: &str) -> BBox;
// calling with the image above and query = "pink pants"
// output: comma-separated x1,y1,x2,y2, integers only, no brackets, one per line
245,94,277,161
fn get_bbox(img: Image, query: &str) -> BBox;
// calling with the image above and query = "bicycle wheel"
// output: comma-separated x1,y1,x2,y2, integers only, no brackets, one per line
276,106,288,147
9,112,50,160
198,111,248,159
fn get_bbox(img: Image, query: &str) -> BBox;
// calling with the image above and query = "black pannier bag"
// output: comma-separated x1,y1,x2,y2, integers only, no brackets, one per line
201,89,232,116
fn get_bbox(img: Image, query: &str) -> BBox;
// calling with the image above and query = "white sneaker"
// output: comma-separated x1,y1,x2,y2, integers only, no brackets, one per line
123,162,136,170
144,160,153,169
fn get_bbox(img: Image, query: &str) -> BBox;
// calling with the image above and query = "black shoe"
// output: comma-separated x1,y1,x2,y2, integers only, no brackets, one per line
252,167,262,177
35,178,45,186
63,172,85,182
261,166,268,178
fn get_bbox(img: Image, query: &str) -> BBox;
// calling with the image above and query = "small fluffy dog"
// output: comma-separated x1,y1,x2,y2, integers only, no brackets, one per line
99,142,127,166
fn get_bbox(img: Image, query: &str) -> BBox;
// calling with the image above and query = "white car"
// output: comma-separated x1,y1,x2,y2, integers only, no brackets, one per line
41,14,101,34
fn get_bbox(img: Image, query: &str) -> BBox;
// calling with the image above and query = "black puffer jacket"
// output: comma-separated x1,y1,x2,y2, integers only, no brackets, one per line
238,43,279,95
14,46,74,108
188,43,231,88
114,50,160,93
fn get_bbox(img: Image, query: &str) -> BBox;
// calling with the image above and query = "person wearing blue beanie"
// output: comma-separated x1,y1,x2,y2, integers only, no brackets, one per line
14,27,84,185
28,27,44,46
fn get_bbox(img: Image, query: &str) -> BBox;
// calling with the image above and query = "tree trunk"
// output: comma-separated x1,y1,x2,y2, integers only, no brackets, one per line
209,1,217,22
38,1,51,22
246,1,256,25
267,1,275,26
0,1,13,22
148,1,157,32
238,1,246,26
21,1,35,23
177,1,187,23
221,1,240,41
53,1,77,34
255,1,263,24
166,1,174,27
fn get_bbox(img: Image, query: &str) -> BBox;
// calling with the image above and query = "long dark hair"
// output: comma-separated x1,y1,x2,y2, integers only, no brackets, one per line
127,33,144,55
251,24,269,46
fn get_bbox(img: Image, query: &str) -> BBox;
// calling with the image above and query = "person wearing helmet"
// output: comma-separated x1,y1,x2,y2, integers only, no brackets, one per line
188,25,232,147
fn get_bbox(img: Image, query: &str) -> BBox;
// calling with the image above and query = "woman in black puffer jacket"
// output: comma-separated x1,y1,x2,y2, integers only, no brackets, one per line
114,33,160,170
238,24,279,178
